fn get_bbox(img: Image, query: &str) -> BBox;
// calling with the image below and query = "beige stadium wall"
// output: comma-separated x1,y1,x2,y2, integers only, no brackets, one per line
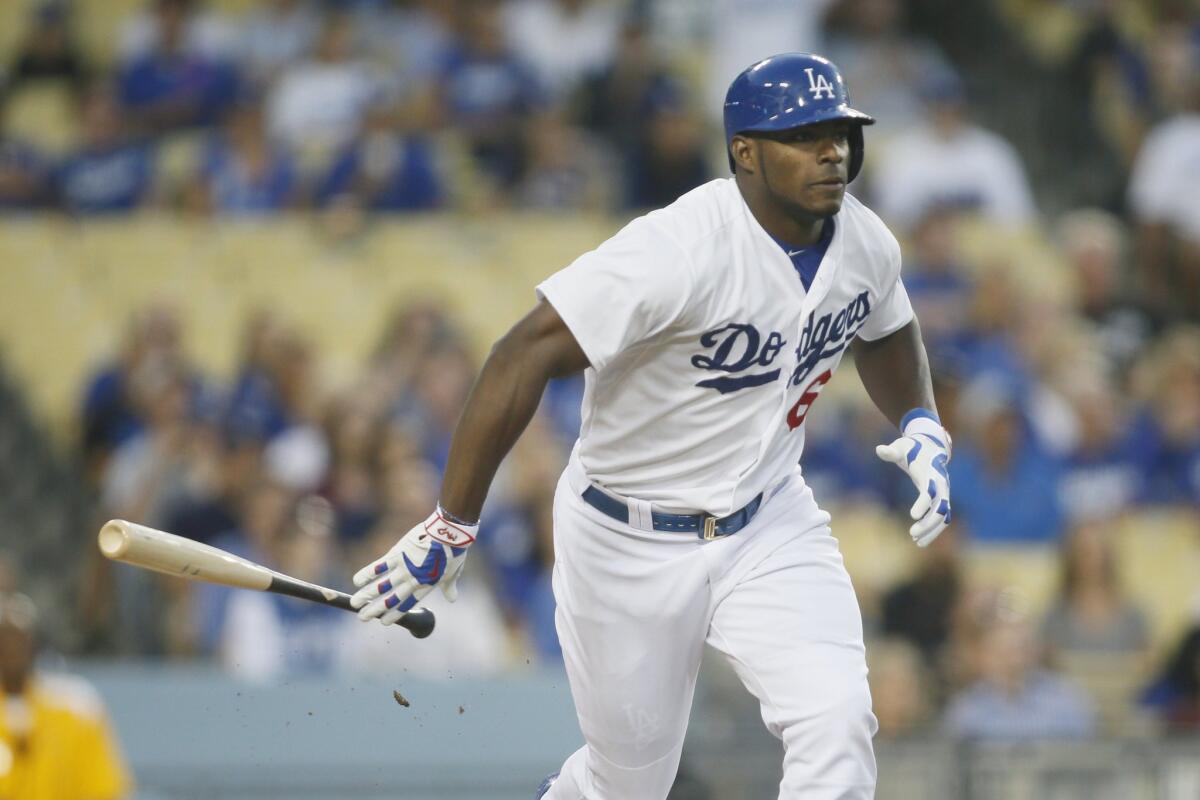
0,214,615,440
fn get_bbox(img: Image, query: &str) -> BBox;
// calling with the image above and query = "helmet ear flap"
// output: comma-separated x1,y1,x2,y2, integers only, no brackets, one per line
848,124,865,182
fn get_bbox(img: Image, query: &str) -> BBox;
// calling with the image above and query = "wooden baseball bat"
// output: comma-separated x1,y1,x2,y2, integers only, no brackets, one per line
97,519,434,638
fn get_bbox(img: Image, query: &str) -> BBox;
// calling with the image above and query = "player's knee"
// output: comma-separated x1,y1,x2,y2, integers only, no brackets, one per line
781,681,876,760
585,742,683,800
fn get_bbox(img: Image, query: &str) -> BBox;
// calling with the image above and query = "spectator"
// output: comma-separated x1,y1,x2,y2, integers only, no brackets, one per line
314,107,445,213
224,311,289,442
119,0,236,62
1141,622,1200,733
949,375,1064,544
237,0,320,90
116,0,240,135
0,95,52,210
159,420,260,547
1040,521,1149,658
321,394,382,541
1056,368,1154,521
219,496,344,681
393,339,477,472
188,100,298,216
872,69,1037,231
881,524,963,671
55,83,156,214
0,593,132,798
355,0,454,85
366,302,461,406
195,477,296,654
502,0,622,100
1134,326,1200,506
101,360,199,535
1057,209,1154,374
574,18,683,161
516,110,610,211
1127,52,1200,321
7,1,90,93
944,608,1096,740
866,638,935,738
899,206,975,360
434,0,542,190
266,11,380,163
624,93,711,210
80,304,183,477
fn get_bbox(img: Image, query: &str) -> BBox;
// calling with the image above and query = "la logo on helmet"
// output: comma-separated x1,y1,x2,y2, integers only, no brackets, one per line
804,68,835,100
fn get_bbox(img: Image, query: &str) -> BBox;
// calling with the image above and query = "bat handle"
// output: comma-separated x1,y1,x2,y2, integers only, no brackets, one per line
271,577,436,639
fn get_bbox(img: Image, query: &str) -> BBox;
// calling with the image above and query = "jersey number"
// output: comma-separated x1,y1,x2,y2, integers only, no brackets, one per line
786,369,832,430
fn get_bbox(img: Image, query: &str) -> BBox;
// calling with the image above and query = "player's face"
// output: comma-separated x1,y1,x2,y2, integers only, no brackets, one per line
753,120,852,218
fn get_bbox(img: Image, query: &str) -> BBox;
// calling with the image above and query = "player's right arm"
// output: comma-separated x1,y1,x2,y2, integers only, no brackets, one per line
439,300,590,522
350,300,588,623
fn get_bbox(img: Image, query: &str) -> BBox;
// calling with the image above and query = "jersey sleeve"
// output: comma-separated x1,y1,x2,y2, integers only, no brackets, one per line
856,232,915,341
536,217,693,372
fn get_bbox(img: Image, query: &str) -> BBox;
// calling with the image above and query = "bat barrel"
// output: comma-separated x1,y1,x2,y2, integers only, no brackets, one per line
99,519,434,638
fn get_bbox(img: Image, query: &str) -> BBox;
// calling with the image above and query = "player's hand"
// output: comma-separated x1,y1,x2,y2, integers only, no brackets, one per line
350,508,477,625
876,411,952,548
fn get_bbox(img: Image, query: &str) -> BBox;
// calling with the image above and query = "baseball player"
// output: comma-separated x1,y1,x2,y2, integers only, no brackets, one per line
351,53,952,799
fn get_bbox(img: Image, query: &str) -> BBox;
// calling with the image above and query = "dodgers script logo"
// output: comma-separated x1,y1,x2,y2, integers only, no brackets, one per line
790,291,872,388
691,323,787,394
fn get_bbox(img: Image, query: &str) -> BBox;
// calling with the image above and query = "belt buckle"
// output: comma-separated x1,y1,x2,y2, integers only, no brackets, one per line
702,515,717,541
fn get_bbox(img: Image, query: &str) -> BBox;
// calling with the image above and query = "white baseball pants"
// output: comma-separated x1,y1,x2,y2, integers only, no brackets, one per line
543,458,877,800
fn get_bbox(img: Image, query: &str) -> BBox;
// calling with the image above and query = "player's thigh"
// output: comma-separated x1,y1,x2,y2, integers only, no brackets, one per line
551,481,710,770
706,523,871,730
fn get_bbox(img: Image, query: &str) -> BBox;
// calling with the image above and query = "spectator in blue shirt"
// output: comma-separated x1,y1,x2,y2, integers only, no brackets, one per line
315,108,444,213
55,83,155,214
945,610,1096,739
900,206,975,361
116,0,239,135
1138,327,1200,506
435,0,542,189
1057,375,1155,523
949,375,1065,543
0,94,51,210
190,100,297,215
624,89,711,210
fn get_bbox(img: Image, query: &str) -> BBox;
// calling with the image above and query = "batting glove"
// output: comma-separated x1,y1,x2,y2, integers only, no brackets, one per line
350,507,477,625
876,409,952,548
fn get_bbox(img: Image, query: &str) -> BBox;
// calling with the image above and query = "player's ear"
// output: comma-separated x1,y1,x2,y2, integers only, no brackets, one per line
730,135,757,174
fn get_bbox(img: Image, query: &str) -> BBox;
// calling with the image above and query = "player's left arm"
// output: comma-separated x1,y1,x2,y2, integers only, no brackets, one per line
852,319,952,547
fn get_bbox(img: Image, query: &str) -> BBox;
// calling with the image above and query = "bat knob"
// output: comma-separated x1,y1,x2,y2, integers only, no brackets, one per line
398,607,435,638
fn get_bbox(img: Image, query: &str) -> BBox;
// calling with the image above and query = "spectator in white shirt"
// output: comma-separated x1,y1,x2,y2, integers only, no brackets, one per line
266,11,380,161
1127,60,1200,320
871,70,1037,232
502,0,622,100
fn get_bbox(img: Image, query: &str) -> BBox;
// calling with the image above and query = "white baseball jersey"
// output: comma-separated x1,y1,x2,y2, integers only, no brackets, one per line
536,177,913,515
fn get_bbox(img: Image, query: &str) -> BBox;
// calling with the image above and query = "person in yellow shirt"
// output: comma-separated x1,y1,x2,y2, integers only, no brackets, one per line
0,592,132,800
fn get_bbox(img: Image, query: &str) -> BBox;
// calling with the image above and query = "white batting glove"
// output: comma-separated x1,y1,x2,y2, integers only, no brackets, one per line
876,410,952,548
350,507,477,625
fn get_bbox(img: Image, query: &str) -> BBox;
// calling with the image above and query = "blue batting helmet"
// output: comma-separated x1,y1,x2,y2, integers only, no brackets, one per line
724,53,875,179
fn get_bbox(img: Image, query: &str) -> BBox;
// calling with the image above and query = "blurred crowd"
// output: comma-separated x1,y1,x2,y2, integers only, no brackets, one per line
0,0,1197,750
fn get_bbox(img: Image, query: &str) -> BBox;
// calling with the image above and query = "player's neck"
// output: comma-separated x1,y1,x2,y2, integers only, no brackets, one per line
737,178,827,246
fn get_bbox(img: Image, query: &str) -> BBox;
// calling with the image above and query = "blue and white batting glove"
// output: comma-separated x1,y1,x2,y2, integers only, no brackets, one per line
876,409,952,548
350,507,477,625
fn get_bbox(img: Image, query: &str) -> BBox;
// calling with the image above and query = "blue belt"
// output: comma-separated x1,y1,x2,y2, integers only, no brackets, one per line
580,485,763,541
